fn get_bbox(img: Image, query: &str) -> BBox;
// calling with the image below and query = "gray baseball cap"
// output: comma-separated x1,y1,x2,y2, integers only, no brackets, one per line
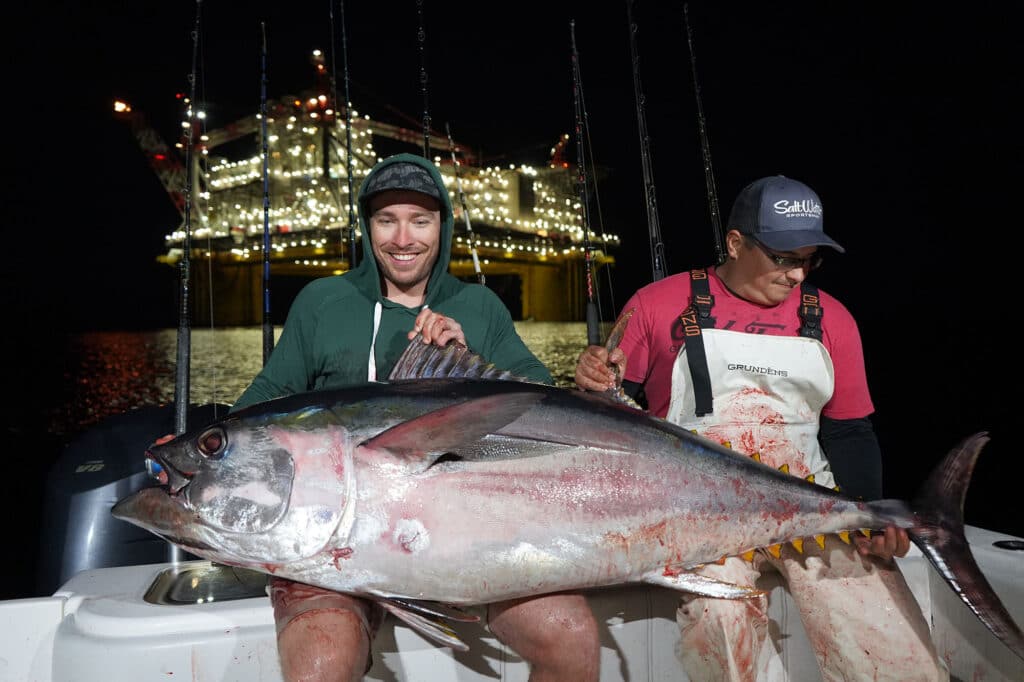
360,161,441,202
728,175,844,253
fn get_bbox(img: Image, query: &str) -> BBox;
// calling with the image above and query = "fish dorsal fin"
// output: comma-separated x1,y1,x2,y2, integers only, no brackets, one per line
360,392,544,468
389,335,534,383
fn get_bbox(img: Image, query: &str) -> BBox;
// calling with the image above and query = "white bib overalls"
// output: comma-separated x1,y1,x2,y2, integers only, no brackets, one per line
665,323,946,681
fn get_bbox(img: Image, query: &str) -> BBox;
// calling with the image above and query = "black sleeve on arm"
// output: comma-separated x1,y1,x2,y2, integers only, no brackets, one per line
819,416,883,500
622,380,648,410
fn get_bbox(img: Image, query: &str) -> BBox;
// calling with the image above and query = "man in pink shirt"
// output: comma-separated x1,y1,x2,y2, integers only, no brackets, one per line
576,176,947,681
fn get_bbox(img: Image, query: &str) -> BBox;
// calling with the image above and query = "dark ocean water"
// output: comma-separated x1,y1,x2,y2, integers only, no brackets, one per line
43,322,590,442
5,322,1021,601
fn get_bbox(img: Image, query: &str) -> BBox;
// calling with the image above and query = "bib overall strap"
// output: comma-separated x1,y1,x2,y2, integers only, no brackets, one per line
681,268,716,416
798,282,823,341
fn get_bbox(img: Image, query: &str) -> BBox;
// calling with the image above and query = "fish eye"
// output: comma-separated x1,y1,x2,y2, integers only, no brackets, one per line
196,427,227,459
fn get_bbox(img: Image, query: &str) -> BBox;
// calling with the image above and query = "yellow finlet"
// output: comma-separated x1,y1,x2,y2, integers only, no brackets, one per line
714,555,728,565
859,529,872,538
791,538,804,554
740,550,756,562
750,452,761,463
838,530,851,545
778,463,790,475
720,440,732,449
767,544,782,558
814,535,826,549
805,474,815,484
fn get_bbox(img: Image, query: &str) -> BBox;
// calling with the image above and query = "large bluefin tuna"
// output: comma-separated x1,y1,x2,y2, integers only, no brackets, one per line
112,335,1024,660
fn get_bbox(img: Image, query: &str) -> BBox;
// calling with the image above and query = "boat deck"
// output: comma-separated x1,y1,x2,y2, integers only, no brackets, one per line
3,526,1022,681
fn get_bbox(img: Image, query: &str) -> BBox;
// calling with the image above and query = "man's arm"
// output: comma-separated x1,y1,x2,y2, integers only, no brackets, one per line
232,289,319,412
819,415,910,559
818,415,882,501
489,326,552,384
471,290,552,384
621,380,645,407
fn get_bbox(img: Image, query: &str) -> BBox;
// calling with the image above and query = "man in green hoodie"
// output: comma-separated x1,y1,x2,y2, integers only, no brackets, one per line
233,153,600,681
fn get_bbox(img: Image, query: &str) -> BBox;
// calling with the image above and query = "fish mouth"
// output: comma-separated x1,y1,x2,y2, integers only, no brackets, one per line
145,449,192,495
110,488,218,554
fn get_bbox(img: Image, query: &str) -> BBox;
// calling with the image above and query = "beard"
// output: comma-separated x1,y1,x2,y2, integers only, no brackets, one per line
373,247,437,297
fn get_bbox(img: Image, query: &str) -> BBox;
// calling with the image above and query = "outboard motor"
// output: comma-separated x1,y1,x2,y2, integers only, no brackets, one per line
37,403,229,595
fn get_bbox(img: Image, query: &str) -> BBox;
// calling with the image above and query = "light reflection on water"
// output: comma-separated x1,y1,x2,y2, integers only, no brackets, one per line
53,321,593,440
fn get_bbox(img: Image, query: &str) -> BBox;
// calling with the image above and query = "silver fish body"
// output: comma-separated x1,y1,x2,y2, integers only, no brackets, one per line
112,356,1024,659
116,380,889,600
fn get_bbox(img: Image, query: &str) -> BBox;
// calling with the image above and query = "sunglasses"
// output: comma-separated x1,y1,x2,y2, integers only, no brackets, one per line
747,236,823,271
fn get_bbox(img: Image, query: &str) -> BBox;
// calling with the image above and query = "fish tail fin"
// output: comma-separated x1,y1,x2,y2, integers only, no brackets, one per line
905,431,1024,661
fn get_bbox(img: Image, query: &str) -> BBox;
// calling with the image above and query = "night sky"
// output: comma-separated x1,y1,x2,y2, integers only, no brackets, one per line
5,1,1021,552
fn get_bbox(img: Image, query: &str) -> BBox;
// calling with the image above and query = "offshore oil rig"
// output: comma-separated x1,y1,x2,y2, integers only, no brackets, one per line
115,52,618,326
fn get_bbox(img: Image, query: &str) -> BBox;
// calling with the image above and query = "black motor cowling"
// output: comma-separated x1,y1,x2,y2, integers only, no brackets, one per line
36,403,228,595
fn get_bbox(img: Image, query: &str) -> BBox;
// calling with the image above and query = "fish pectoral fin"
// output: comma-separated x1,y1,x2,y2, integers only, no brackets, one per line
642,570,764,599
377,599,472,651
361,393,545,468
378,596,481,623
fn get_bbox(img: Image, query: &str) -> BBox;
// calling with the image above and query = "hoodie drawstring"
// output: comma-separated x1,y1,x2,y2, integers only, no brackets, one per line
367,301,383,381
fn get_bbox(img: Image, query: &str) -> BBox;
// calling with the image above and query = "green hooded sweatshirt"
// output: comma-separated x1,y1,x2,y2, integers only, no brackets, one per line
233,153,551,410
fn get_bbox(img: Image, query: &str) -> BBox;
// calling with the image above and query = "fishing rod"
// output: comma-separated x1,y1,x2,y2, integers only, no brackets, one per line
337,0,358,269
166,0,205,565
570,21,602,347
416,0,431,158
445,122,485,285
683,3,726,265
174,0,203,439
581,125,619,323
259,22,274,365
626,0,667,282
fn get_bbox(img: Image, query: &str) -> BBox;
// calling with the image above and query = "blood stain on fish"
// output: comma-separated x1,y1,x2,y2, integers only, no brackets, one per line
330,547,353,569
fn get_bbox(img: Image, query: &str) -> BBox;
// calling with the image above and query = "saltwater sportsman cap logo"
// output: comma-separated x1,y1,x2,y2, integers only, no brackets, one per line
361,159,441,201
728,175,845,253
773,199,823,219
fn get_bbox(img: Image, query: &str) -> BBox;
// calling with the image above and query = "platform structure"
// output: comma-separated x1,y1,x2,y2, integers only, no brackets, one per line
115,69,620,325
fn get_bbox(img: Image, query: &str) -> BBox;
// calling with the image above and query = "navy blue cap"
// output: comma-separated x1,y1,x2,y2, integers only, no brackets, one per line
728,176,844,253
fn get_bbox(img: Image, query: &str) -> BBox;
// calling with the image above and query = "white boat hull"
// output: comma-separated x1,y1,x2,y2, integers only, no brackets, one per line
3,526,1022,681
